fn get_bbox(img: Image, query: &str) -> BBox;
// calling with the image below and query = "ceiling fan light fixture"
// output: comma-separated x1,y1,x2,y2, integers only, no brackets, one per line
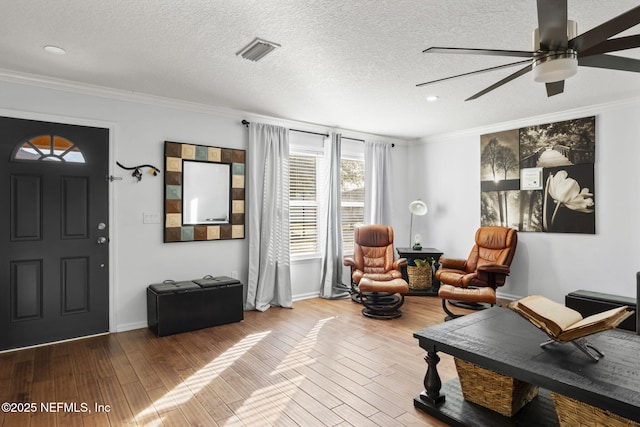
533,50,578,83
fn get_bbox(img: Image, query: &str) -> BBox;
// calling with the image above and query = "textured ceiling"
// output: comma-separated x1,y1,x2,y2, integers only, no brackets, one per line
1,1,639,140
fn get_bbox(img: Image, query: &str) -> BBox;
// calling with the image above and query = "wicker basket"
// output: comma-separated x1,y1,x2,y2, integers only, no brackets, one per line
407,265,432,289
551,392,640,427
455,358,539,417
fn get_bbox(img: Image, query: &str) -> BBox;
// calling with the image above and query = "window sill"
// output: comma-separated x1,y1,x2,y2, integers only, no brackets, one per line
291,252,354,263
291,254,322,263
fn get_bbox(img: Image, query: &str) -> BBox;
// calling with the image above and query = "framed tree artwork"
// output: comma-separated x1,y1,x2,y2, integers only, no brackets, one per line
480,116,595,234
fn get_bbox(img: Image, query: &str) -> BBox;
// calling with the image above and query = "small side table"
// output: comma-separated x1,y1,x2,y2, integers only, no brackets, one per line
396,247,443,296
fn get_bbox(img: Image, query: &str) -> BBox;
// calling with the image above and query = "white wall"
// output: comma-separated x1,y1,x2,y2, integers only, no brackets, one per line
412,100,640,303
0,78,409,331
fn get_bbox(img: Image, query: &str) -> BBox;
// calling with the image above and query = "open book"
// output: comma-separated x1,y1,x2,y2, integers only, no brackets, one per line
509,295,633,343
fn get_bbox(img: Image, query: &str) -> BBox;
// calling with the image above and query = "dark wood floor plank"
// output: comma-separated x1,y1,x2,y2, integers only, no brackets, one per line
194,385,233,422
88,346,117,380
32,345,54,385
278,367,344,410
109,354,139,387
313,354,373,386
271,376,345,426
294,364,379,417
331,403,379,427
175,393,220,427
153,407,190,427
120,381,163,426
28,379,55,427
125,352,164,391
203,375,244,405
97,375,135,426
80,411,112,427
8,359,34,402
145,386,179,415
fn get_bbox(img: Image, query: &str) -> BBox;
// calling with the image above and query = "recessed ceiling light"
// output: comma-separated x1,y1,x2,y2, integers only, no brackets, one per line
426,95,439,102
43,45,66,55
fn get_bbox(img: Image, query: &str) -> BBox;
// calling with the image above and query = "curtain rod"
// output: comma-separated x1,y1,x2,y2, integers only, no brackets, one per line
342,136,365,143
242,120,327,137
241,120,393,147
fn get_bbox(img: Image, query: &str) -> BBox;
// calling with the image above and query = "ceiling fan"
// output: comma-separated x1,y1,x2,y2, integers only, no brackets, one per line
417,0,640,101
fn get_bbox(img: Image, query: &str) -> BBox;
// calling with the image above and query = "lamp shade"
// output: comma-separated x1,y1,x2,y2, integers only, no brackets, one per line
409,200,428,216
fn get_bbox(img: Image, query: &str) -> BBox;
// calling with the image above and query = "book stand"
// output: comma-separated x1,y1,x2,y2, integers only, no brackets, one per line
540,337,604,362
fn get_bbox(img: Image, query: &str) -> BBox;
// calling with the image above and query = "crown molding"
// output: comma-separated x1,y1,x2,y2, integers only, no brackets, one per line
0,68,410,145
418,96,640,144
0,68,246,120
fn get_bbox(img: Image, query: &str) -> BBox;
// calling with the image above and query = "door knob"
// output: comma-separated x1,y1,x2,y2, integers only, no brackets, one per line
97,237,108,245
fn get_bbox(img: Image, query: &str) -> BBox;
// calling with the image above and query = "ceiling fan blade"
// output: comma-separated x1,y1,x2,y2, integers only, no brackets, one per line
416,59,531,87
465,63,533,101
424,47,534,58
570,5,640,52
546,81,564,97
579,34,640,58
578,54,640,73
536,0,568,50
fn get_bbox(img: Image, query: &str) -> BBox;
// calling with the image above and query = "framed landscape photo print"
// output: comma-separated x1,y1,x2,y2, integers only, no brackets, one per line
480,116,595,234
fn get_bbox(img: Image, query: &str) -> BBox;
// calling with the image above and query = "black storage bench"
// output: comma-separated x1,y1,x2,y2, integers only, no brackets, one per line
566,289,636,332
147,276,243,337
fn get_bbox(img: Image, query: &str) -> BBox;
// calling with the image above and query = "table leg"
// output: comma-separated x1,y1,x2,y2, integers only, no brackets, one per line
418,348,445,405
432,259,441,289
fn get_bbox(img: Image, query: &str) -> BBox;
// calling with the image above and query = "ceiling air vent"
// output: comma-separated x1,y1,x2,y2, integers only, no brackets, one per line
236,38,281,62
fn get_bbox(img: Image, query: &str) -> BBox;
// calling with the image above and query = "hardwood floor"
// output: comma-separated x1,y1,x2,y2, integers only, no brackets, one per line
0,296,471,426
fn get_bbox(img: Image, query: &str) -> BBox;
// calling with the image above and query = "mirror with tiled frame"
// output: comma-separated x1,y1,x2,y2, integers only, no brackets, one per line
164,140,245,242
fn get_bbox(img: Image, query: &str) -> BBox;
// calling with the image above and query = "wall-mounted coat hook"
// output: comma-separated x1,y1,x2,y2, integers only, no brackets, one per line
116,161,161,182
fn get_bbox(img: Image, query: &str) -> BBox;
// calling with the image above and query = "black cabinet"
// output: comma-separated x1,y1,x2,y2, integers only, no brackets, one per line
566,290,636,332
396,247,443,296
147,276,243,337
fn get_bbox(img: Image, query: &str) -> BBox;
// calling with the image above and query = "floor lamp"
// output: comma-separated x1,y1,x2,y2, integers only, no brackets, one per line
408,200,428,249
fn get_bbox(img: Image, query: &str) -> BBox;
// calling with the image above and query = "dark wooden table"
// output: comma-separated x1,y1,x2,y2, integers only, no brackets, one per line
396,247,443,296
413,307,640,426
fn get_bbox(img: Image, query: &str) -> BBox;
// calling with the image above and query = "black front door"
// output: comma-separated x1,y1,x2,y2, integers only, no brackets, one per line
0,116,110,351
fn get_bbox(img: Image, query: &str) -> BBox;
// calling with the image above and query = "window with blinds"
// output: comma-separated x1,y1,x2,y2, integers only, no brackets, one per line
289,153,320,256
289,141,364,257
341,157,365,253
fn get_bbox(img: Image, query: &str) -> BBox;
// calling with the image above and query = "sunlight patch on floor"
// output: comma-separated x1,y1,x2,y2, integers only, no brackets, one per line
225,317,336,426
136,331,271,421
272,316,335,374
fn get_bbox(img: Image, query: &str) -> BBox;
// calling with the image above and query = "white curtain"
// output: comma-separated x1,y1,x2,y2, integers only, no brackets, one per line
364,141,393,225
245,123,292,311
319,133,349,299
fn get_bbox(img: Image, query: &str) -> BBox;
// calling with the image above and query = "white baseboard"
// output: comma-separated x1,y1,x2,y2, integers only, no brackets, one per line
116,321,148,333
496,291,522,302
293,292,320,301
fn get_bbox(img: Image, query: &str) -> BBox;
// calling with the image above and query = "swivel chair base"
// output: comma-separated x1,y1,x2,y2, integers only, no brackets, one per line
448,299,492,310
361,293,405,319
358,277,409,320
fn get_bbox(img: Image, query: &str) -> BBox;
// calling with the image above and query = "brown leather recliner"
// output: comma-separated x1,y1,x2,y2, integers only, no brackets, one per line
343,224,409,319
437,226,518,320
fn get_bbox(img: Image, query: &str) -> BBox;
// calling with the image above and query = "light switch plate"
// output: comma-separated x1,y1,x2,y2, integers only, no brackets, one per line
143,212,161,224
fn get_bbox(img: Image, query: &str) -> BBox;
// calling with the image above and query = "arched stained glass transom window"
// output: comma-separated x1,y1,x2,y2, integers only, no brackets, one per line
12,135,86,163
